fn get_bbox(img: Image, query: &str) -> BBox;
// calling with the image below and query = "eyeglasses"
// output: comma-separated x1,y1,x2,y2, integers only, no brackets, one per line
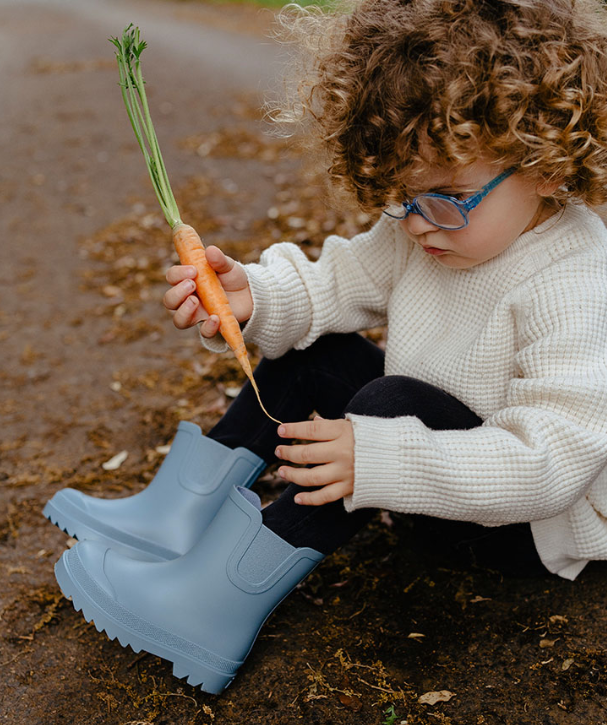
383,168,516,230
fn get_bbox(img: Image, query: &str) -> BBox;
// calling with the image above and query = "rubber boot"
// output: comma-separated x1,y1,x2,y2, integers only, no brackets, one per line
54,486,324,694
43,421,265,561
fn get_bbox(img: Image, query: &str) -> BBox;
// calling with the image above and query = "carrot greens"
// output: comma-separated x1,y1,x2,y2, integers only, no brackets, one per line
109,24,182,229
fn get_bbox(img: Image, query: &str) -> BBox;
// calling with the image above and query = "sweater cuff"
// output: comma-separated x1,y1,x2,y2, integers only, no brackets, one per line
198,324,228,354
530,515,588,580
241,263,278,346
346,413,411,511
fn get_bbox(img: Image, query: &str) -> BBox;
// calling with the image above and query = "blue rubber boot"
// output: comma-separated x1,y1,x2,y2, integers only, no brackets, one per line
43,422,265,561
54,486,324,694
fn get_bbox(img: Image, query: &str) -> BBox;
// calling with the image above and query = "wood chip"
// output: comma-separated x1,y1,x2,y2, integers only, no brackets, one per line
101,450,128,470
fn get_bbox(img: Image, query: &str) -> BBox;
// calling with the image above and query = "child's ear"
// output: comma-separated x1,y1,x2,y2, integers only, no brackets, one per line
536,178,561,197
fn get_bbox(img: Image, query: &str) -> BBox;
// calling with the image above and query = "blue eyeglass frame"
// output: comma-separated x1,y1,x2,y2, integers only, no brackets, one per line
384,167,516,230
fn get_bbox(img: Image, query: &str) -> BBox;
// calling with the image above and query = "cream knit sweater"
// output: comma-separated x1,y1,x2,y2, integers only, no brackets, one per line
205,202,607,580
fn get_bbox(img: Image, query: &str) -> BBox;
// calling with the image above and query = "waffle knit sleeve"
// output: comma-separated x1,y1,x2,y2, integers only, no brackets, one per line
344,251,607,527
200,215,402,358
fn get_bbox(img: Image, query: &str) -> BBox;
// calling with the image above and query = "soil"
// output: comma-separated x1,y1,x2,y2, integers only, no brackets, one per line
1,1,606,724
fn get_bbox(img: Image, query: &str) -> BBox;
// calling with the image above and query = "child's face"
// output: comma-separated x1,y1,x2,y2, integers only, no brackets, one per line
399,161,554,269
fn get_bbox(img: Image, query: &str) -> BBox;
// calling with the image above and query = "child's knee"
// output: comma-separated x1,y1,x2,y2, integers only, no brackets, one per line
344,376,482,430
344,375,423,417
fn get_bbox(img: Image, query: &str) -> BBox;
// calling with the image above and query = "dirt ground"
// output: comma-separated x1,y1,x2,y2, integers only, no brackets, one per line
1,1,607,724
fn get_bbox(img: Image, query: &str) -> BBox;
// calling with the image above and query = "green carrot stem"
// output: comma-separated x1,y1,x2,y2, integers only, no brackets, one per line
110,24,182,229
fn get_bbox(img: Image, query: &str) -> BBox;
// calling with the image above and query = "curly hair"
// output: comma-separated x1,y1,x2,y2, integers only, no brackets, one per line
271,0,607,211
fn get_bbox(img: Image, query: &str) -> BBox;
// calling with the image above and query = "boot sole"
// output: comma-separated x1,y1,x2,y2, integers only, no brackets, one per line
43,499,176,562
55,549,240,694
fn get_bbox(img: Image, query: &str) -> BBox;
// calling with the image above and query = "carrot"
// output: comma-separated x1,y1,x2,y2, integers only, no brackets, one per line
110,24,280,424
172,224,254,384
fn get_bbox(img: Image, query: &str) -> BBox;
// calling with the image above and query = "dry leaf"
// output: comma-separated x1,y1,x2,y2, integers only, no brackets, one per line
7,566,29,575
337,692,362,711
562,658,574,671
419,690,456,705
201,704,215,720
539,638,559,649
408,632,426,639
549,615,569,625
101,284,122,298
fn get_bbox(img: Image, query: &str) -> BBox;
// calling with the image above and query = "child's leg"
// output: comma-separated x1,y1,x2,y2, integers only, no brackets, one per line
411,512,544,575
261,375,483,554
207,332,385,461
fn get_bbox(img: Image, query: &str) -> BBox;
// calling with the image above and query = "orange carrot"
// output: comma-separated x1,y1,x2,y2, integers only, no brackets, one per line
111,25,281,424
172,224,281,423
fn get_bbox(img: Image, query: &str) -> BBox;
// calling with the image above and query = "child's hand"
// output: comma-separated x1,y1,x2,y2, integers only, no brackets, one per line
163,246,253,338
275,417,355,505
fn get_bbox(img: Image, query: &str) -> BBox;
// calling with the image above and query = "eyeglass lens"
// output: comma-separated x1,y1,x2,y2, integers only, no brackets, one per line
416,196,467,229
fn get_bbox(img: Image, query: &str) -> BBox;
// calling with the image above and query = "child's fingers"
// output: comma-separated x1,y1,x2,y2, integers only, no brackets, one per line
293,481,352,507
275,441,337,465
165,264,197,285
199,314,220,338
277,462,342,488
277,418,344,442
172,296,206,330
206,246,249,292
163,278,198,311
205,245,234,274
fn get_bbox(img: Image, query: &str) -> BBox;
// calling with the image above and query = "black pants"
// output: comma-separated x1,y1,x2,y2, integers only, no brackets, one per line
208,333,542,571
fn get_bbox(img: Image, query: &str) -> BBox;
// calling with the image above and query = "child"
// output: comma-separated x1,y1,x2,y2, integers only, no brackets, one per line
46,0,607,695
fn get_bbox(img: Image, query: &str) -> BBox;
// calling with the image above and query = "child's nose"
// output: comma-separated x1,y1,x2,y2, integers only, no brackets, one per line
402,211,439,235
